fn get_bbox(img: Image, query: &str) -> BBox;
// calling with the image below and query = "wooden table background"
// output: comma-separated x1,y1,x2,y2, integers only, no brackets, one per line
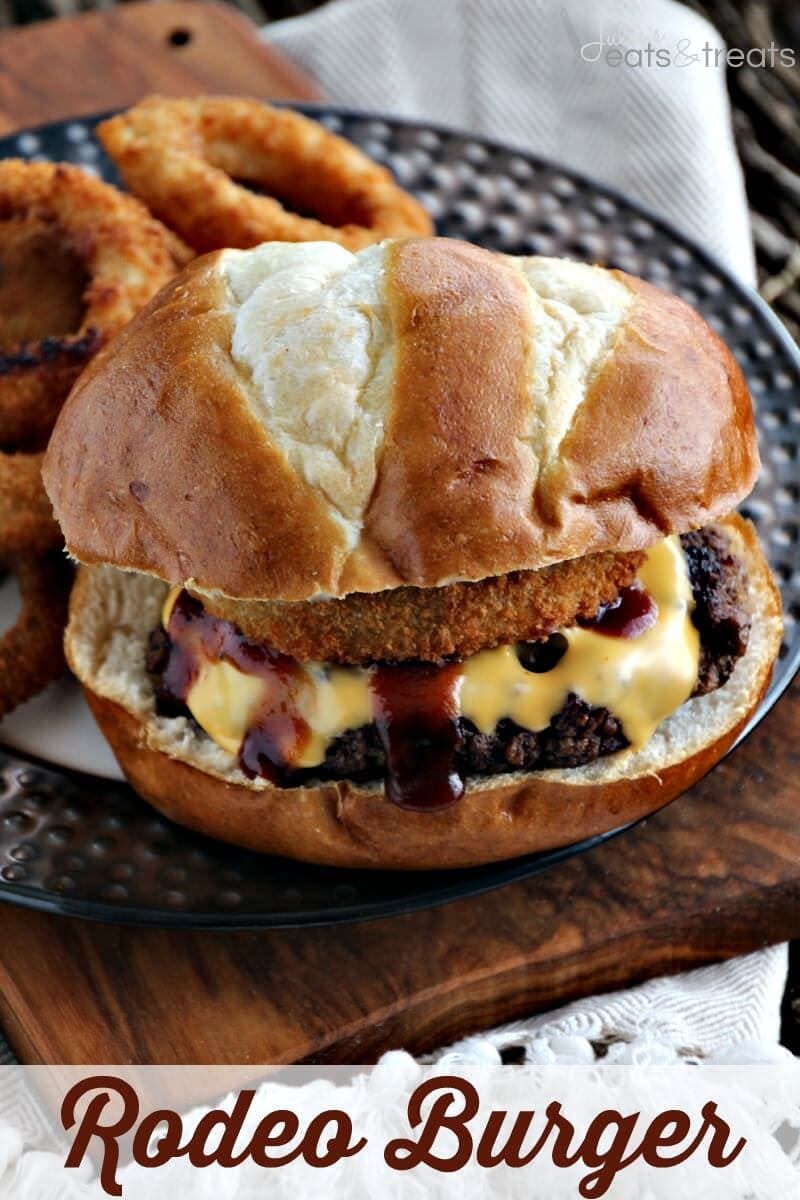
0,0,318,133
0,0,798,1065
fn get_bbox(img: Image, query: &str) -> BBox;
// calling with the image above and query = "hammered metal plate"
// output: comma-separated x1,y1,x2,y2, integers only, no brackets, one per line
0,108,798,928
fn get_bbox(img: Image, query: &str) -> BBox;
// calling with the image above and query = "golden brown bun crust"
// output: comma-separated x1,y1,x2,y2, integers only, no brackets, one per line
84,682,761,871
44,255,349,599
45,239,759,602
363,238,535,583
198,549,645,664
552,274,759,543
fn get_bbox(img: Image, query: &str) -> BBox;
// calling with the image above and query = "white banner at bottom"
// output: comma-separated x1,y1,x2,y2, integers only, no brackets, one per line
1,1060,799,1197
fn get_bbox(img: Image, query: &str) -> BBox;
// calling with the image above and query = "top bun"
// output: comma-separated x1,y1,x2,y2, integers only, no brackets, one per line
43,237,758,602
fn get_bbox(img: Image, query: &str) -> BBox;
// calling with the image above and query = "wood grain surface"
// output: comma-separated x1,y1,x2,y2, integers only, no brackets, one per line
0,0,798,1068
0,675,797,1066
0,0,319,135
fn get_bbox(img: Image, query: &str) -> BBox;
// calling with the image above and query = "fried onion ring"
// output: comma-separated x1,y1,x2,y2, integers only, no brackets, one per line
98,95,434,254
0,160,191,449
194,549,647,665
0,451,61,554
0,551,72,718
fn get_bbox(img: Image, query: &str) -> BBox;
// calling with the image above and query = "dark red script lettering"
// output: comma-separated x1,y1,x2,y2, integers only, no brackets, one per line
60,1073,747,1197
61,1076,366,1197
383,1078,747,1196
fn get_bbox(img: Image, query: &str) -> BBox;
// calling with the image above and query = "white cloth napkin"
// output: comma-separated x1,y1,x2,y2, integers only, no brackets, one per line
429,945,790,1066
265,0,786,1060
266,0,756,283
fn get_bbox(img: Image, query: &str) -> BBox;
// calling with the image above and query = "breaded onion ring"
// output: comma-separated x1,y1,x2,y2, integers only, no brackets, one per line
0,160,190,449
0,451,60,554
98,95,434,254
195,549,646,665
0,551,72,717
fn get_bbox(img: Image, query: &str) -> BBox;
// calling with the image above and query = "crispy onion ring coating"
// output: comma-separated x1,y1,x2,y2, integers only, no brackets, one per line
0,551,72,718
195,550,646,665
0,160,190,449
0,451,61,554
98,95,434,253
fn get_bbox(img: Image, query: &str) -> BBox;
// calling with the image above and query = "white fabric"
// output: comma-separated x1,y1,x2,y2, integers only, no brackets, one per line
264,0,786,1063
266,0,756,283
3,1055,800,1196
428,945,790,1065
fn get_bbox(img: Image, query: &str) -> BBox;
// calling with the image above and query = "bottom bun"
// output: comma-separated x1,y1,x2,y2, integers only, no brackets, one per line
68,515,783,869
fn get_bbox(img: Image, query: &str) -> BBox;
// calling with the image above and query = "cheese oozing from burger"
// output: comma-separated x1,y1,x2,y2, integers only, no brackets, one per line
161,535,699,772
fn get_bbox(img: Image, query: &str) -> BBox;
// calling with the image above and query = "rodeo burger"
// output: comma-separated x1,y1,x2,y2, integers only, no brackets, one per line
43,237,783,868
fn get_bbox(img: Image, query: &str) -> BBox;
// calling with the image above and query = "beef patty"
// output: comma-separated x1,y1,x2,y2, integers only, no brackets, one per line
147,525,751,785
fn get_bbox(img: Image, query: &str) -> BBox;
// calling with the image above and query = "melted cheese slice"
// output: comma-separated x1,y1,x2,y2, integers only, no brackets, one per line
183,656,372,769
460,536,699,748
296,665,373,766
165,535,699,769
189,661,267,756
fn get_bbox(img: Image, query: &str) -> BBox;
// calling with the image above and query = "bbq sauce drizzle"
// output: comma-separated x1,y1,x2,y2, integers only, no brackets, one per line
162,591,311,783
159,579,659,812
372,662,464,811
579,583,658,639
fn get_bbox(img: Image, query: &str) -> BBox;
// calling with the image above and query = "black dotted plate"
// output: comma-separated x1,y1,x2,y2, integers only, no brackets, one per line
1,109,798,928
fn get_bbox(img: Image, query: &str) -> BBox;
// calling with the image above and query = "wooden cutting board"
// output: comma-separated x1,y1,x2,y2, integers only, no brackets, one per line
0,0,318,135
0,0,798,1068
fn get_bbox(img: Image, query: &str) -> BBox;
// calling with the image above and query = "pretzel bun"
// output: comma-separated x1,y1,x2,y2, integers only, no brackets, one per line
44,237,758,603
66,515,781,869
